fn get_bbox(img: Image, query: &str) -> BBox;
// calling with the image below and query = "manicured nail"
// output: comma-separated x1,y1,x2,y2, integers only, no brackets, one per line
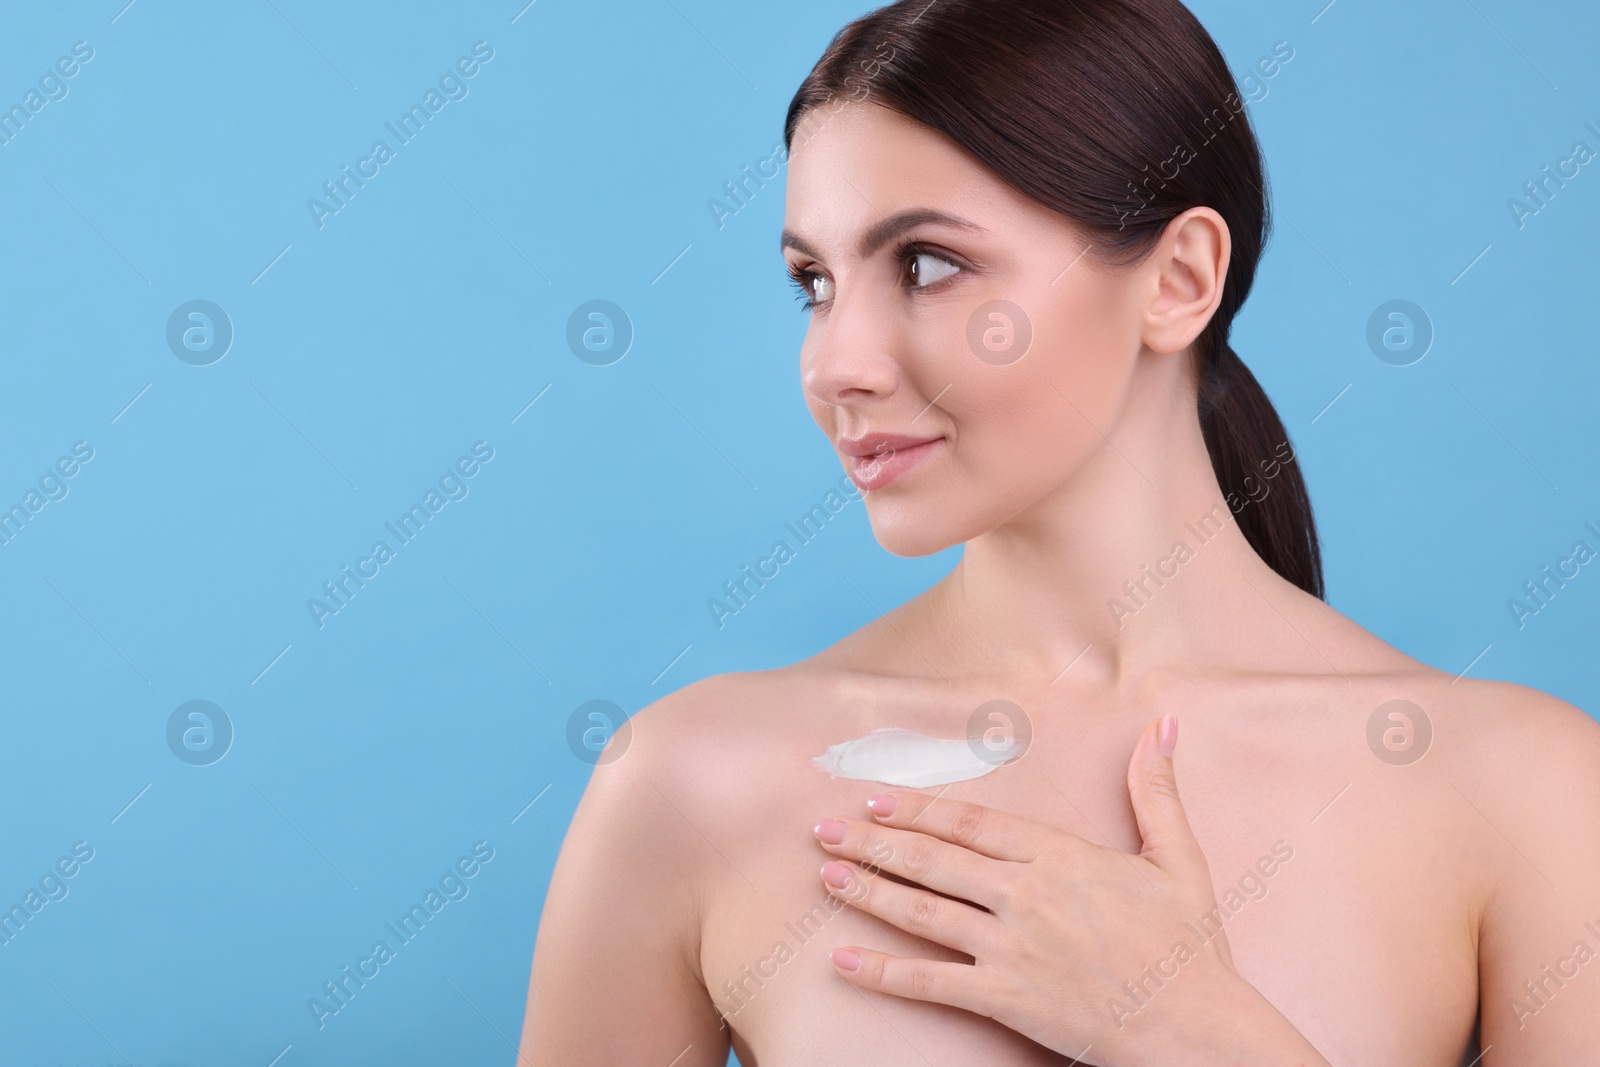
820,861,852,889
867,794,897,818
1158,713,1177,758
830,947,862,971
813,818,847,844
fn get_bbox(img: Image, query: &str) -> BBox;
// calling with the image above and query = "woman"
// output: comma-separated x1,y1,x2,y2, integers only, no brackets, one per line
519,0,1600,1063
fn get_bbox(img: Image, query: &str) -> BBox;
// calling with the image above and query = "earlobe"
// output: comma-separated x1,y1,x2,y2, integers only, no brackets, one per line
1141,207,1230,356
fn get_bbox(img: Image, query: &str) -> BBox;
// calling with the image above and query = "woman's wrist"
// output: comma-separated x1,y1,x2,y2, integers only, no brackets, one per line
1122,972,1331,1067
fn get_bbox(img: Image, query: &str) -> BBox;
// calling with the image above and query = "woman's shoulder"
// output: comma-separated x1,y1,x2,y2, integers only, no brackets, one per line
582,662,858,829
1348,659,1600,884
1295,591,1597,757
623,661,852,747
1431,673,1600,786
1426,674,1600,1037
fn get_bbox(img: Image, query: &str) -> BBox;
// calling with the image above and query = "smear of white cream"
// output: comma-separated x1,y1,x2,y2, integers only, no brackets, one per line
810,726,1019,788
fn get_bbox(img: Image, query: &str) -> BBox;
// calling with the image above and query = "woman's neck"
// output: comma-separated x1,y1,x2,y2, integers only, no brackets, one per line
920,400,1301,696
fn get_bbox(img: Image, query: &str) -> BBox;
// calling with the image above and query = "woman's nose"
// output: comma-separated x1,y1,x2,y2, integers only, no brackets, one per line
801,287,902,407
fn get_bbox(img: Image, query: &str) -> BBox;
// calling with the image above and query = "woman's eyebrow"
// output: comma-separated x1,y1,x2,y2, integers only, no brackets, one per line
780,208,986,261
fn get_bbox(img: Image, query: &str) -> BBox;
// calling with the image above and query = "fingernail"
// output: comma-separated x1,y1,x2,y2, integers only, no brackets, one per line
831,947,861,971
820,861,852,889
813,818,847,844
866,794,897,818
1158,713,1177,758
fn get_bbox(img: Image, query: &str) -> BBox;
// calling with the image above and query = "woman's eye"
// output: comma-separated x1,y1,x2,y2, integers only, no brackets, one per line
907,250,960,289
785,247,958,312
785,267,831,310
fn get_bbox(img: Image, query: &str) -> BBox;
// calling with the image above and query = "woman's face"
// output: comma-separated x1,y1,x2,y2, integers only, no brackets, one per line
781,101,1157,557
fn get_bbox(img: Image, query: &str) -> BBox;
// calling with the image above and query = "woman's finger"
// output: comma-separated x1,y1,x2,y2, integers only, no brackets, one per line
814,816,1001,905
821,859,997,957
827,942,990,1017
863,790,1058,862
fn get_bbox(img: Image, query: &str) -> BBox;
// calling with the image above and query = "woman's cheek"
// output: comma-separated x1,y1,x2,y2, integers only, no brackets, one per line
963,383,1092,494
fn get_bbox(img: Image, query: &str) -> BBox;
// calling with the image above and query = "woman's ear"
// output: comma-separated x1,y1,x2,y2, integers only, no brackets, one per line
1140,206,1231,356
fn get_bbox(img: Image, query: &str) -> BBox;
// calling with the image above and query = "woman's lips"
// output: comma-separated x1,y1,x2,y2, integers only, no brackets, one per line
848,438,944,491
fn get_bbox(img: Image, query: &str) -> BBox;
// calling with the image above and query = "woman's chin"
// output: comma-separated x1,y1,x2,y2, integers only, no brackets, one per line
865,505,962,558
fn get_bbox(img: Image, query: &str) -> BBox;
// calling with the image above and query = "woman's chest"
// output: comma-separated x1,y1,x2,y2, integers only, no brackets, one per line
697,746,1480,1066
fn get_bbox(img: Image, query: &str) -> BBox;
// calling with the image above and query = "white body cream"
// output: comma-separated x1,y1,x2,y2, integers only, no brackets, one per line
811,727,1018,788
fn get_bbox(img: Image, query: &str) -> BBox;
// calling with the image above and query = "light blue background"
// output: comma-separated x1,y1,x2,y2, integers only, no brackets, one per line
0,1,1594,1064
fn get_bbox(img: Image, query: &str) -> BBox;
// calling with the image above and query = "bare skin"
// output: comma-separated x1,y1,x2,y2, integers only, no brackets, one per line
517,101,1600,1065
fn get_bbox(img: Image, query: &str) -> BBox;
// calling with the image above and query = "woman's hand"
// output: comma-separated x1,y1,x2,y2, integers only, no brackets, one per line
810,715,1329,1067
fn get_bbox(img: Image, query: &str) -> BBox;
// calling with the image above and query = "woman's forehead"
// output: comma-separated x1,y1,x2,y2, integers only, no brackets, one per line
782,107,1026,254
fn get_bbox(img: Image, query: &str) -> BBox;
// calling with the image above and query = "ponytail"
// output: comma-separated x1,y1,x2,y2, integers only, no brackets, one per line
1197,341,1323,599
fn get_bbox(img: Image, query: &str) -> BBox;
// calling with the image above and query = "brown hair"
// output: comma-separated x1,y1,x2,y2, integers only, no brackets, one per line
783,0,1324,599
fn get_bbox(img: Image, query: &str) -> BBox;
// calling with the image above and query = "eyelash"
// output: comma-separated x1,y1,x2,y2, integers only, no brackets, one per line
784,240,962,311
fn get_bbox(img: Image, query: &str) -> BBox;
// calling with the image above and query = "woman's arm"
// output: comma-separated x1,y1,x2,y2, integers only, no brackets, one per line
1474,687,1600,1063
517,689,730,1065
